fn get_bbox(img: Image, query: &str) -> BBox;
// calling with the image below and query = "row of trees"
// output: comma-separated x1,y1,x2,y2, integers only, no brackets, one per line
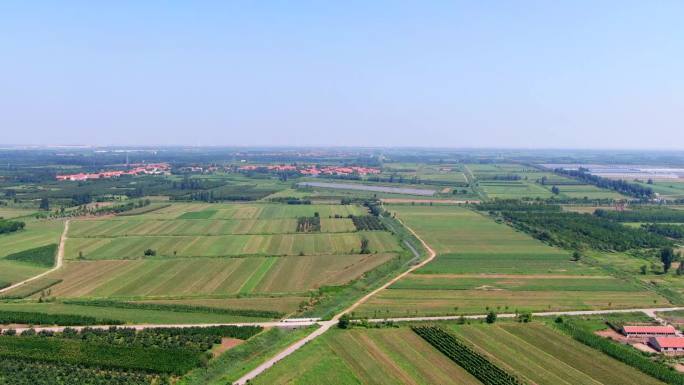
643,223,684,239
412,326,523,385
502,211,672,251
554,167,654,199
595,208,684,222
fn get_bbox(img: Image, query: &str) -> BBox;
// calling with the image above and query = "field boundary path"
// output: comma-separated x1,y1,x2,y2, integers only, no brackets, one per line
0,219,69,295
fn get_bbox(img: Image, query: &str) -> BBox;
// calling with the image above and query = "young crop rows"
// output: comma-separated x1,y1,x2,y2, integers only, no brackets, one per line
412,326,523,385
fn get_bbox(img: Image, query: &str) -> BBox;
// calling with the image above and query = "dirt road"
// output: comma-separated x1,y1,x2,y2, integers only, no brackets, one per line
0,219,69,295
233,216,438,385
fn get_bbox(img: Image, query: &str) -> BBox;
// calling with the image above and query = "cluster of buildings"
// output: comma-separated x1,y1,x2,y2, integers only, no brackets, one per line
56,163,170,181
621,325,684,353
238,164,381,176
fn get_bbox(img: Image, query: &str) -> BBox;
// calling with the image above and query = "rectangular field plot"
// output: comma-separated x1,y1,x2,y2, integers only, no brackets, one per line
450,323,664,385
69,217,356,237
0,208,36,219
65,231,399,259
125,203,367,220
0,219,64,258
0,302,270,324
46,254,397,297
554,184,625,199
478,181,554,199
139,296,308,315
391,274,640,292
358,205,668,316
358,289,667,316
250,328,483,385
388,206,577,273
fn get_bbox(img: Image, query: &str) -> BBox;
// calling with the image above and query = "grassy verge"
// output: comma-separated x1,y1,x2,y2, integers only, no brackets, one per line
179,326,315,385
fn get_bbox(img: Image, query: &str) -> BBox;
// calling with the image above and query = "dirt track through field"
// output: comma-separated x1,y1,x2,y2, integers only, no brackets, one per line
0,220,69,295
233,216,438,385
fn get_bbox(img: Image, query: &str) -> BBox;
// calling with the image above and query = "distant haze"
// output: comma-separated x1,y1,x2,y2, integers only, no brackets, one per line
1,1,682,149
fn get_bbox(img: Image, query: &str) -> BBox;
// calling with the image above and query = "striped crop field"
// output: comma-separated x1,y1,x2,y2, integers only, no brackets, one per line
65,231,400,259
136,202,367,220
450,323,664,385
68,217,357,237
42,253,397,297
250,328,483,385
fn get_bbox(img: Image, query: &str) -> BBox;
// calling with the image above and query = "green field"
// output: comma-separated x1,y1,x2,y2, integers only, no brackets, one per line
0,219,64,258
0,260,47,288
0,208,36,219
250,328,482,385
451,323,664,385
636,181,684,200
357,205,668,316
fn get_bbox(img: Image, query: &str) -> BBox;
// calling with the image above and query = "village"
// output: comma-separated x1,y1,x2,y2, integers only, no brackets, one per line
55,163,171,181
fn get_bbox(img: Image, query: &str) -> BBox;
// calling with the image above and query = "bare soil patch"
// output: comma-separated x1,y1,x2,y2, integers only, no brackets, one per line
212,337,245,357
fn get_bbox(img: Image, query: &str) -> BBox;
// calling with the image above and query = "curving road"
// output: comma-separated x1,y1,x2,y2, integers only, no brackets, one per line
0,219,69,295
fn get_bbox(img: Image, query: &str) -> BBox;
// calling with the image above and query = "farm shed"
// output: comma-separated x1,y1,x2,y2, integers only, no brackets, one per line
621,325,677,338
648,337,684,353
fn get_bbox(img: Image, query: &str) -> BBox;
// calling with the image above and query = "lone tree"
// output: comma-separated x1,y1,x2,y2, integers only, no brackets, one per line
551,186,560,195
338,314,350,329
485,311,497,324
39,198,50,211
360,237,370,254
661,247,675,273
571,250,582,262
144,248,157,257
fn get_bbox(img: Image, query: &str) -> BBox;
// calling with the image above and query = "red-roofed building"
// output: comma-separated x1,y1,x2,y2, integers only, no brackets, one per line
622,325,677,338
649,337,684,353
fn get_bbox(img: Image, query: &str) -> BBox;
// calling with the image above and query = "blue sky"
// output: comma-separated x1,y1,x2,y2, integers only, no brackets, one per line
1,1,682,148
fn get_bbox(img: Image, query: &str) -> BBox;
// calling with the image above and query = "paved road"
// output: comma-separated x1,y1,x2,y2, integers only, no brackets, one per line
5,319,320,334
365,306,684,323
0,219,69,295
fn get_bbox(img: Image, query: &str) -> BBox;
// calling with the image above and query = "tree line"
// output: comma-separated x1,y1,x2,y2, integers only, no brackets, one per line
554,167,653,199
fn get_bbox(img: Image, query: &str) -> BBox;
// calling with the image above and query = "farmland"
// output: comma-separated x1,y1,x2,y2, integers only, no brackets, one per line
63,203,398,259
1,200,405,324
3,148,684,385
450,323,664,385
44,254,395,297
65,231,398,259
465,163,626,200
356,205,668,317
250,327,483,385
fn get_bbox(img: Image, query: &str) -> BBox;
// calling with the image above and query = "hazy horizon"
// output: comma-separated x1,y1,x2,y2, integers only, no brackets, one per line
1,1,683,149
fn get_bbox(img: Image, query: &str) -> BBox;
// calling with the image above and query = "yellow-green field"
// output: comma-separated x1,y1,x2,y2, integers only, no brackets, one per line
42,254,396,298
65,231,399,259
